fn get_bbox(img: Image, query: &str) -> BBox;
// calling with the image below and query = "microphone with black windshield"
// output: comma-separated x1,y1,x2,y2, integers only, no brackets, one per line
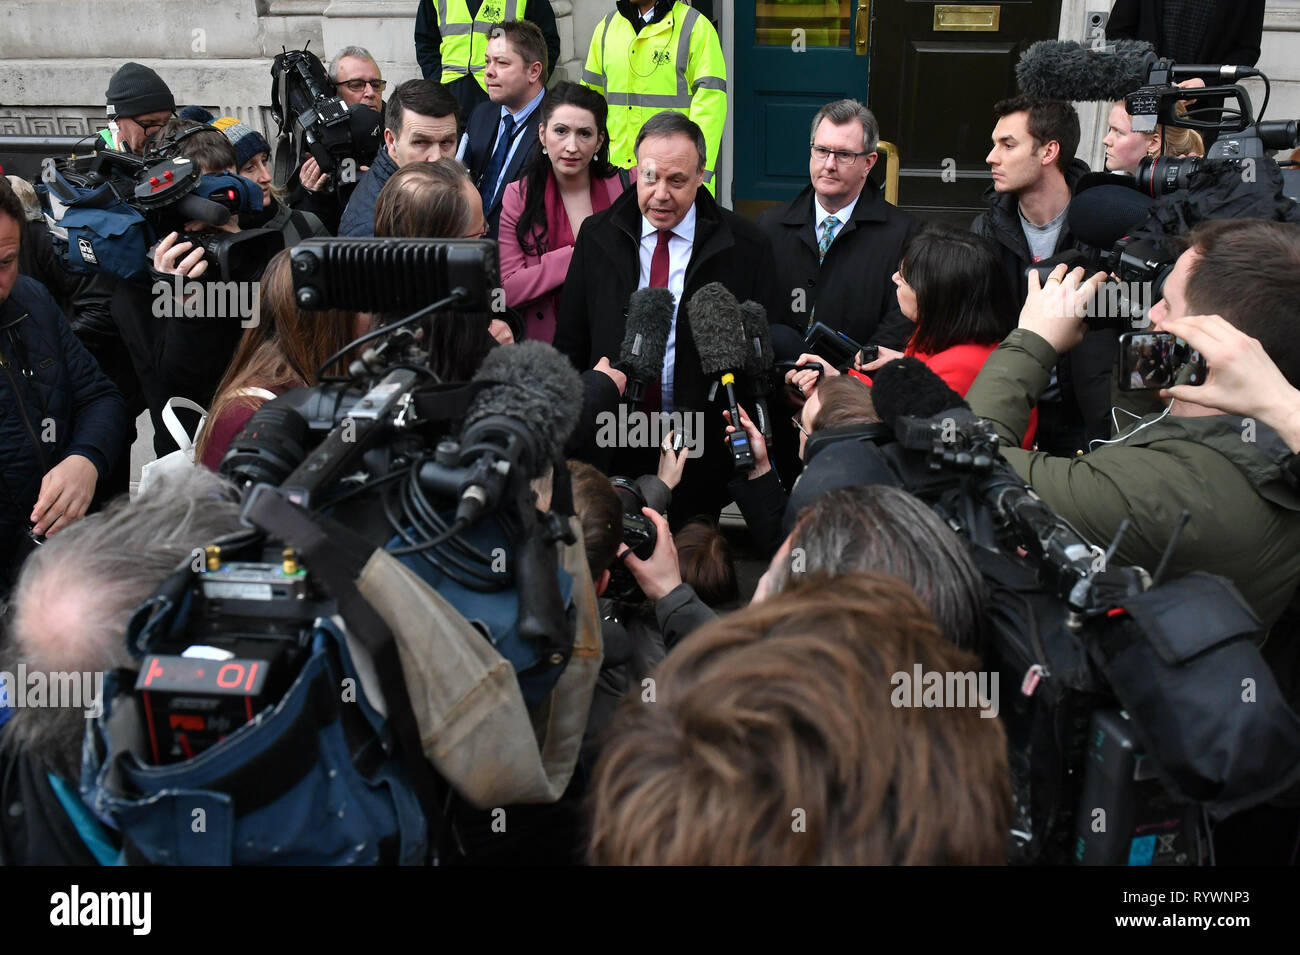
739,299,776,447
1016,39,1258,102
688,283,756,472
616,287,675,406
430,340,582,527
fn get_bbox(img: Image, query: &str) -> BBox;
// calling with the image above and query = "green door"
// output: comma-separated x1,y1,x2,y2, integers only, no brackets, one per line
733,2,870,217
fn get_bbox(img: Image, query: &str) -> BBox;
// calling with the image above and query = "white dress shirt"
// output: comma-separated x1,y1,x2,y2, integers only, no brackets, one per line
638,204,697,413
813,191,859,249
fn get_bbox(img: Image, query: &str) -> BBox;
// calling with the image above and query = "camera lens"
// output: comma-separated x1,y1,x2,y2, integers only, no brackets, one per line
1136,156,1201,197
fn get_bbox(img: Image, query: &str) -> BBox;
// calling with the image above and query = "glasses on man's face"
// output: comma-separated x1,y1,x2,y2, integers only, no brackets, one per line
810,143,872,166
125,113,174,136
791,414,810,439
339,78,387,93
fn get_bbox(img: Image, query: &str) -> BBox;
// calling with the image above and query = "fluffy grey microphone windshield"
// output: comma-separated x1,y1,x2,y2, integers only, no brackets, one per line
1016,39,1156,102
687,282,749,376
739,300,774,377
465,340,582,472
619,287,675,380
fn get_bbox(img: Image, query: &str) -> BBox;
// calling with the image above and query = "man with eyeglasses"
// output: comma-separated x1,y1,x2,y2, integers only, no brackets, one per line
330,47,387,112
98,63,176,154
288,48,387,234
758,99,917,352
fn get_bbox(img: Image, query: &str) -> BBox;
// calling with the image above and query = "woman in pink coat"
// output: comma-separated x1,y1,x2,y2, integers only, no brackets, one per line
499,82,633,345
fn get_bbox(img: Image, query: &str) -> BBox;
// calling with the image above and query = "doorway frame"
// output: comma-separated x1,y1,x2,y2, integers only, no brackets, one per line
724,1,1107,216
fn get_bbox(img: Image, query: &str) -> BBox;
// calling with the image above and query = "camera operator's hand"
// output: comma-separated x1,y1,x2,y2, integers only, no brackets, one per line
858,345,905,373
488,319,515,345
616,506,681,602
1154,312,1300,451
30,454,98,537
657,430,689,490
1176,77,1206,106
154,231,210,280
593,356,628,395
723,405,770,480
1017,263,1107,354
785,352,835,397
300,156,330,192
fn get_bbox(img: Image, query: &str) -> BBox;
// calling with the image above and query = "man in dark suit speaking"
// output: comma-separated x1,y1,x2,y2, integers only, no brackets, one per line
462,20,549,239
555,112,788,524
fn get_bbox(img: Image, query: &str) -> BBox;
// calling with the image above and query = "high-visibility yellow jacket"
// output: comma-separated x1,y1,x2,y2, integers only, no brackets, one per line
429,0,529,93
582,2,727,193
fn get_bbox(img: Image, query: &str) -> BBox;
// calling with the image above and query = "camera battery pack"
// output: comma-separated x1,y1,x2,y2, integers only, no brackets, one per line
1072,709,1200,865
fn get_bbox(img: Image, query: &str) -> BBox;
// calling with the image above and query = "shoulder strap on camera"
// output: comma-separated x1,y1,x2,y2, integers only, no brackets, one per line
243,488,448,861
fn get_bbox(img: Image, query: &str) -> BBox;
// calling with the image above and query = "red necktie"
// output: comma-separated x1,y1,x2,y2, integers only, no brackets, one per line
642,229,672,412
650,228,671,288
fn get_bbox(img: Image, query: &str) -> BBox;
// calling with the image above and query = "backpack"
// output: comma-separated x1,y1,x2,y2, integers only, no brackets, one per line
37,169,151,282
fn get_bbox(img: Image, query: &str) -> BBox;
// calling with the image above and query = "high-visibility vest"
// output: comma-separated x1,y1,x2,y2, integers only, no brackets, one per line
430,0,529,92
582,2,727,193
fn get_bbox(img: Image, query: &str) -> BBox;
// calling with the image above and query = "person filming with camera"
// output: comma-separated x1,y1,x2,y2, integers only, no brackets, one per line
965,218,1300,631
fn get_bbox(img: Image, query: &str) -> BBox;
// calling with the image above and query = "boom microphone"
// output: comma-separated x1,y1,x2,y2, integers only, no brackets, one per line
1017,39,1159,102
1017,39,1260,102
739,300,775,446
464,340,582,476
617,287,674,405
448,341,583,524
687,283,756,472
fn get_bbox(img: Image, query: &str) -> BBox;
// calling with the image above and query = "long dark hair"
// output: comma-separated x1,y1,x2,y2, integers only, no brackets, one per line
901,229,1017,355
516,82,619,258
196,249,361,465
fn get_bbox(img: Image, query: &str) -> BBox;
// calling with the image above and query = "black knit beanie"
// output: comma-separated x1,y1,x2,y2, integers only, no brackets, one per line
105,62,175,118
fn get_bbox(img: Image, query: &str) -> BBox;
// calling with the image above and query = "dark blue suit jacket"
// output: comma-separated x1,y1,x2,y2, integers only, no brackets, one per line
464,92,547,239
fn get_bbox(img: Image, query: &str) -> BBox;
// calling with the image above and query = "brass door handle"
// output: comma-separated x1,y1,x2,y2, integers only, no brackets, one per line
877,140,899,206
856,1,870,54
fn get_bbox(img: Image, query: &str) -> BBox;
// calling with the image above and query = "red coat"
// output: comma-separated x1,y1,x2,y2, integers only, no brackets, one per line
850,342,1038,448
499,170,633,345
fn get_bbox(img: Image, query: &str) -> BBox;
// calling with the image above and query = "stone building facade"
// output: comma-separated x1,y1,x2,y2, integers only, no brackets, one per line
3,1,1298,209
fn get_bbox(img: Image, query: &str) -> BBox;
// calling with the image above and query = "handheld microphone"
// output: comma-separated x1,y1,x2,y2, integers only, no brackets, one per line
616,287,674,405
687,282,756,472
739,300,775,446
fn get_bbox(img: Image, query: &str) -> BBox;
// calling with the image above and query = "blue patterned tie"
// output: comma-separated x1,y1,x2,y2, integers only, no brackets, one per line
808,215,840,328
480,112,517,209
818,214,840,263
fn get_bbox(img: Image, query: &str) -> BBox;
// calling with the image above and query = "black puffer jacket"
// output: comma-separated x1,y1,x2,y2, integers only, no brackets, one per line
0,277,127,576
